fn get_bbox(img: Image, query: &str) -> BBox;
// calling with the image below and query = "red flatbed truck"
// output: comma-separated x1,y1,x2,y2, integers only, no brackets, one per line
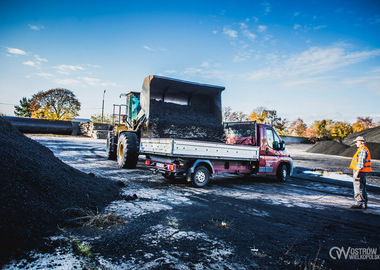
140,121,293,187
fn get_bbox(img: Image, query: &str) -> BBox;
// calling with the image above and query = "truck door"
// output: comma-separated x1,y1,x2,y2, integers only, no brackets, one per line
261,127,281,175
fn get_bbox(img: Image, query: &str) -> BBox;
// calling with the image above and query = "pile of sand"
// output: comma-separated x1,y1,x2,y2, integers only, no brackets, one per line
307,126,380,160
0,117,120,262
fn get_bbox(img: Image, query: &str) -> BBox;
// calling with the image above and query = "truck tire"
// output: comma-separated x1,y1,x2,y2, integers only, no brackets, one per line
106,131,117,160
117,132,139,169
277,163,288,181
191,166,210,188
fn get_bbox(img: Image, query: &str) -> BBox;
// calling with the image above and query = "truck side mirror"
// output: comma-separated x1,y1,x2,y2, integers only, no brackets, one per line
279,141,285,150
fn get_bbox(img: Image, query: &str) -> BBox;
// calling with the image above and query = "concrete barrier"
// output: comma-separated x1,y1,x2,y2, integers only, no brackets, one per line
280,135,309,144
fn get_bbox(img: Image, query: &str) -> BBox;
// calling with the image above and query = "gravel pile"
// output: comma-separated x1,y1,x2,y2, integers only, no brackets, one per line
0,117,120,262
307,126,380,160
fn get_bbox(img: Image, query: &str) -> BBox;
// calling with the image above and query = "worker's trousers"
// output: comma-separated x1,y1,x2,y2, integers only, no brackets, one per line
353,171,368,206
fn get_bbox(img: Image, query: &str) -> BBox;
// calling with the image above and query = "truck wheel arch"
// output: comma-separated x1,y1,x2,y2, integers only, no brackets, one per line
189,160,214,175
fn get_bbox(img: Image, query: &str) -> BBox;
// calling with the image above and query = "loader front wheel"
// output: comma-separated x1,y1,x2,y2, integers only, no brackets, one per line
117,132,139,169
191,166,210,188
106,131,117,160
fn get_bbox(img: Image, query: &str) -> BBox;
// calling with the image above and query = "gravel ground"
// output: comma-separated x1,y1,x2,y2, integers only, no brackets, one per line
2,136,380,269
287,143,380,186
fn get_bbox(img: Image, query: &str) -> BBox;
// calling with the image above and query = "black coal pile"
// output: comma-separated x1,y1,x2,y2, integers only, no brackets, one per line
144,99,224,142
306,141,349,155
0,117,120,262
307,126,380,160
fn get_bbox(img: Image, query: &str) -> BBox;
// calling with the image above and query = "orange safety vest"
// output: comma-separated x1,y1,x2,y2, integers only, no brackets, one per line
350,146,371,172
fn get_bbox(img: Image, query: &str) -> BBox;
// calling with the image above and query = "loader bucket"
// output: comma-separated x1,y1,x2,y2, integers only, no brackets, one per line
140,75,225,141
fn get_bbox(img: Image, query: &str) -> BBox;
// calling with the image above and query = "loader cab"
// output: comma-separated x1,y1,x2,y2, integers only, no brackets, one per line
223,121,257,146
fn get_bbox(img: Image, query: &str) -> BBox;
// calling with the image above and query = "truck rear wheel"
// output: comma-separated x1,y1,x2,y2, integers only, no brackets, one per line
277,164,288,181
106,131,117,160
191,166,210,188
117,132,139,169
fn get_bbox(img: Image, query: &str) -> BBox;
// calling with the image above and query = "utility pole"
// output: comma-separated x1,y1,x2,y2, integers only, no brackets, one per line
101,90,106,122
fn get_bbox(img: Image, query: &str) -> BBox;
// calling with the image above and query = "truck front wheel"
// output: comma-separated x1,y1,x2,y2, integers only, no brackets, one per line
277,164,288,181
117,132,139,169
191,166,210,188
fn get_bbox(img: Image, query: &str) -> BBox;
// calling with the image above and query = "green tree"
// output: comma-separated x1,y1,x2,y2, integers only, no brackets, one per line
30,88,81,120
14,97,32,117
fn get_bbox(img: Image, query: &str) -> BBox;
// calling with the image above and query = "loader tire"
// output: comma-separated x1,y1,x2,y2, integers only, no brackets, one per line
191,166,210,188
106,131,117,160
117,132,139,169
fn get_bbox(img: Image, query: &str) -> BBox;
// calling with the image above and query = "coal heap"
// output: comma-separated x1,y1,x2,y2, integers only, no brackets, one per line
307,126,380,160
0,117,120,261
144,99,224,142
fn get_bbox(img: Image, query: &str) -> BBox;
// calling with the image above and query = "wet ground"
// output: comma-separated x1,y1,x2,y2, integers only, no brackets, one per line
4,136,380,269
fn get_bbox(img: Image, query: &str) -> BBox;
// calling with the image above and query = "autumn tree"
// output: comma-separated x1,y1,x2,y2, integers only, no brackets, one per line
30,88,81,120
289,118,307,137
249,107,288,135
331,122,353,142
14,97,32,117
352,116,373,133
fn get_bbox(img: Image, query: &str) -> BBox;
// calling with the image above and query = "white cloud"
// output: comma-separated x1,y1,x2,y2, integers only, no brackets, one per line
23,61,36,67
212,30,218,35
35,55,48,63
223,27,238,38
55,64,85,75
142,45,166,51
143,45,154,51
242,29,256,40
165,70,177,74
246,46,380,81
36,72,55,79
239,23,248,29
54,78,81,86
81,77,101,86
200,61,210,67
258,25,267,32
28,24,45,31
7,47,27,55
293,24,302,30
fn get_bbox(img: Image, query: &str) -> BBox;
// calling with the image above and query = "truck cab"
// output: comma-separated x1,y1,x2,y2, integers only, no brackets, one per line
224,121,292,180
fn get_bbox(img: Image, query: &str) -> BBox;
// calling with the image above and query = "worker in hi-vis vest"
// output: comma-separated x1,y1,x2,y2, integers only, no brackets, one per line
349,136,371,209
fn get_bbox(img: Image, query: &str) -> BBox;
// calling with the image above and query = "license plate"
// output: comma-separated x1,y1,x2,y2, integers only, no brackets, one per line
156,163,165,168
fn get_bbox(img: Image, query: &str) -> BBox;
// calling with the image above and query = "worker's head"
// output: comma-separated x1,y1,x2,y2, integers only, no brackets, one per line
354,136,366,147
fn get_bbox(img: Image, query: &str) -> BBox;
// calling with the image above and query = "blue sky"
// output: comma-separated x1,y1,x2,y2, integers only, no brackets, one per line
1,0,379,125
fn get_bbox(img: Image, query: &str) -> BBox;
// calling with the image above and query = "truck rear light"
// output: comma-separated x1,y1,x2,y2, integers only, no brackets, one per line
167,164,175,171
145,160,151,166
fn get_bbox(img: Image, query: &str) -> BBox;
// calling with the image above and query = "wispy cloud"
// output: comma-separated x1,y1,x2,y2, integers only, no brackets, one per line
142,45,166,52
54,64,85,75
23,61,37,67
246,46,380,81
257,25,267,32
36,72,55,79
7,47,27,55
223,26,238,38
28,24,45,31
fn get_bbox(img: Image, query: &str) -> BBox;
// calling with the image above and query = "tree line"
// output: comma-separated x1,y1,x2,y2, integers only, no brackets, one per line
223,106,380,142
12,89,378,142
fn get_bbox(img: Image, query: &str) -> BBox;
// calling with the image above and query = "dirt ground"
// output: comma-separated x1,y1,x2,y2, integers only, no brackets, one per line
3,136,380,269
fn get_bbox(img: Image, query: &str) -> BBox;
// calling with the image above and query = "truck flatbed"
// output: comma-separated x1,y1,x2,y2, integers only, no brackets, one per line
140,138,260,161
